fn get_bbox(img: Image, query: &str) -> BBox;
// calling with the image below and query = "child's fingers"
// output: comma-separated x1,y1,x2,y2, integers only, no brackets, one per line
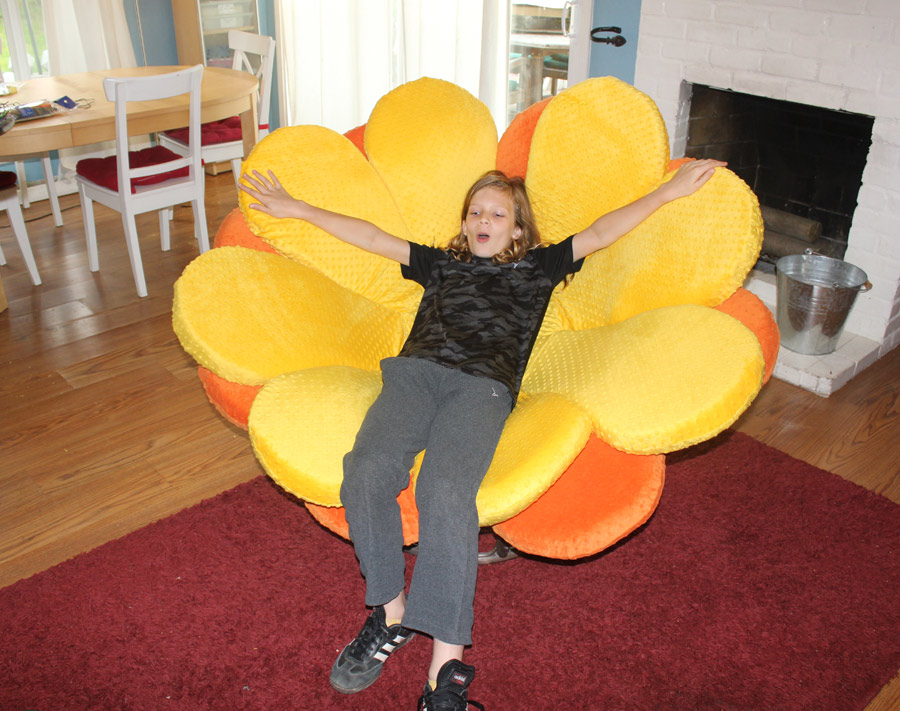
688,159,724,178
698,159,726,179
252,169,270,182
696,169,716,186
241,172,266,191
668,159,724,197
238,181,262,199
691,166,716,186
247,170,279,192
267,170,284,190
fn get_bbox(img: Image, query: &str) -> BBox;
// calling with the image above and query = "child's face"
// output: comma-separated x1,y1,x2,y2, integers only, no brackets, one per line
462,187,521,259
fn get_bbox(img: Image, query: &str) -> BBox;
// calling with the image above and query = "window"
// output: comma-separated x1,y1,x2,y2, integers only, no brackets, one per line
508,2,572,122
1,0,49,84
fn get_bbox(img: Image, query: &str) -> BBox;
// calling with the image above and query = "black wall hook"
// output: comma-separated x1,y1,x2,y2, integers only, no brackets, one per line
591,26,627,46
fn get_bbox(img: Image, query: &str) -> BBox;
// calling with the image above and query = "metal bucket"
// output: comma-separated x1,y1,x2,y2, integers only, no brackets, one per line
775,252,871,355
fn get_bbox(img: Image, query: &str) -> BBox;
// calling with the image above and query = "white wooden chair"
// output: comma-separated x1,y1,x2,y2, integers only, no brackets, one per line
0,170,41,285
74,65,209,298
158,30,276,187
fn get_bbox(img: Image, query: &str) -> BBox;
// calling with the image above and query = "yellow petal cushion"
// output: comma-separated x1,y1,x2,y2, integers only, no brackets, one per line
173,247,406,386
475,393,591,525
522,304,764,453
364,77,498,249
522,76,763,333
237,77,497,314
552,168,764,331
237,126,420,314
249,366,383,506
526,77,670,246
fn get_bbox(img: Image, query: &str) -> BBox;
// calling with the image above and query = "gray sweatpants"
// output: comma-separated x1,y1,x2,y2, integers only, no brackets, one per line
340,357,513,645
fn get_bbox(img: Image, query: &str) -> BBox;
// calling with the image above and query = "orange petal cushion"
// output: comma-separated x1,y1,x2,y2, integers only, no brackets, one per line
496,97,550,179
714,288,780,384
493,435,665,559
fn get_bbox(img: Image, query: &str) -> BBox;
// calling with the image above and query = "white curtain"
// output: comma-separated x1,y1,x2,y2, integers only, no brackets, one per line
275,0,509,134
43,0,138,184
44,0,136,74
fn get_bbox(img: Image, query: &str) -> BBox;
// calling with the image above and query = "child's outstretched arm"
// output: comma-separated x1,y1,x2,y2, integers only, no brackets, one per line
572,158,726,261
240,170,411,265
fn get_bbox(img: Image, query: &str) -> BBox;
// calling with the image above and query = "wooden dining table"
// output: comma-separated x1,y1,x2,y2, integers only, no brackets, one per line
510,33,570,110
0,65,259,159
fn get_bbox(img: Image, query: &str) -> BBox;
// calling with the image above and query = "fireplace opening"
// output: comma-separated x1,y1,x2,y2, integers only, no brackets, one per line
684,84,874,267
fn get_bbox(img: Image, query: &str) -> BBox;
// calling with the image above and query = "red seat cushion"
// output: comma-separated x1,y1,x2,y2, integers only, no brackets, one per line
76,145,191,193
164,116,243,146
0,170,18,190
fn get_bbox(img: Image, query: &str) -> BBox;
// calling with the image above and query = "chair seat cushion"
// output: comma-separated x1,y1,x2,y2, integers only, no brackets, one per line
76,145,190,193
0,170,17,190
164,116,243,146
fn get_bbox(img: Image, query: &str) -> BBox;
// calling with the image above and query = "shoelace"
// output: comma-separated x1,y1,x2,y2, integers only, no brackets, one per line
346,615,383,659
417,688,485,711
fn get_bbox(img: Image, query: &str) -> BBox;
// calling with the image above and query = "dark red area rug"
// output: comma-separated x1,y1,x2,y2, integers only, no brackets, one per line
3,432,900,710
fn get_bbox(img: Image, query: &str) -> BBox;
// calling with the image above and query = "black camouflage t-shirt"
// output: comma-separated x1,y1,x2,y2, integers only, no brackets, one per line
398,235,583,401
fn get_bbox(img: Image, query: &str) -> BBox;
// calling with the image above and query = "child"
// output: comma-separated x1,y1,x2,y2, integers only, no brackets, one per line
240,159,724,710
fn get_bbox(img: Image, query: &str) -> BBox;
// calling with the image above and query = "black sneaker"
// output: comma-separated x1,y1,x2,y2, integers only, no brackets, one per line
418,659,485,710
329,606,415,694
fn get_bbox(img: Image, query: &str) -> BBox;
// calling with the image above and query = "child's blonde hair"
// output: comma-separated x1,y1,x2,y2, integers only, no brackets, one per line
447,171,541,264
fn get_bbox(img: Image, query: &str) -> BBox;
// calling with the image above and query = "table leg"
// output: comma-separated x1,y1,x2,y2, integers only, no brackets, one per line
523,49,544,108
240,96,259,159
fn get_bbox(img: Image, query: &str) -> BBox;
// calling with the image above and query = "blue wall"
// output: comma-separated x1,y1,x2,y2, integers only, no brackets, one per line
123,0,178,67
589,0,641,84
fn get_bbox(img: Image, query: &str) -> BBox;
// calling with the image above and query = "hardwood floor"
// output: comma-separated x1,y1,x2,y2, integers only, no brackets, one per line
1,173,898,709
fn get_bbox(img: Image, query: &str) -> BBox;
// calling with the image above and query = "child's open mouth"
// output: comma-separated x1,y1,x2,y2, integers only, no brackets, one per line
476,233,490,242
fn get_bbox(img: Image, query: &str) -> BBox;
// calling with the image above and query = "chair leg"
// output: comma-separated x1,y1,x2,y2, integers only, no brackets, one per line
159,209,171,251
6,197,41,286
121,210,148,298
78,186,100,272
15,162,30,209
477,532,519,565
193,199,210,253
231,158,242,189
40,155,64,227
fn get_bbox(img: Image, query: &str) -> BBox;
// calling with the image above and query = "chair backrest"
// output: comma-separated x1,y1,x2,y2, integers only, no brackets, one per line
103,65,204,196
228,30,276,137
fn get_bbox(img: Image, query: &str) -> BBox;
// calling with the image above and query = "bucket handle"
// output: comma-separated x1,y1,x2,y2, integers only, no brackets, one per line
801,249,872,292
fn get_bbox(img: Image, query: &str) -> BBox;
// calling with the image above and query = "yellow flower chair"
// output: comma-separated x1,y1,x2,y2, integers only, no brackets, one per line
173,77,779,560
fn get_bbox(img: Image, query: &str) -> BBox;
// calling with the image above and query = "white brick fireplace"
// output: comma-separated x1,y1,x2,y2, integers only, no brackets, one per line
632,0,900,395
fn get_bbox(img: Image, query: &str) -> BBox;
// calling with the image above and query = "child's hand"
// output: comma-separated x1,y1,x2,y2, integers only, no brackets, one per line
662,159,727,201
239,170,308,219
